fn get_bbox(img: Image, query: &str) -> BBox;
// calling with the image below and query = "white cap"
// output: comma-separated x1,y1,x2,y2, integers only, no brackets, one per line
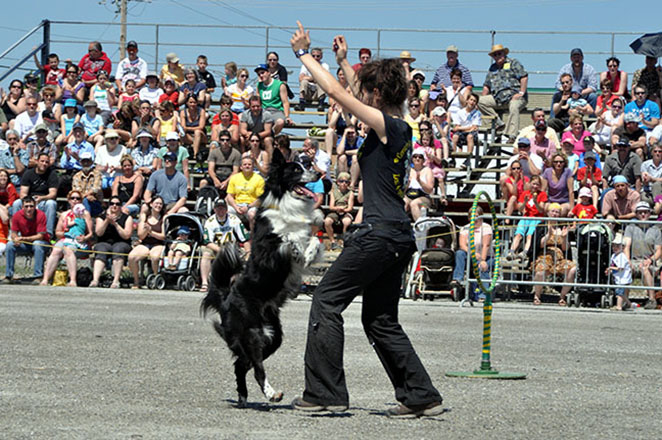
578,187,592,198
165,131,179,141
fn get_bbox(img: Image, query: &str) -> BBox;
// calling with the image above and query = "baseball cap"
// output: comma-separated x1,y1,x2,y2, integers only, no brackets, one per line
73,203,87,216
177,225,191,235
163,152,177,162
431,106,447,117
254,63,268,73
517,138,531,146
72,122,85,131
571,84,582,95
146,71,159,80
446,45,459,53
214,198,227,208
578,187,592,198
612,233,625,246
165,131,179,141
79,151,94,161
163,76,175,85
570,48,583,57
84,100,97,108
41,109,56,121
34,123,49,133
583,136,595,145
583,151,597,161
412,147,427,158
624,112,641,123
166,52,179,63
104,129,119,139
136,129,153,139
615,135,629,146
635,201,651,212
612,175,628,185
64,98,78,108
127,40,138,49
411,70,425,81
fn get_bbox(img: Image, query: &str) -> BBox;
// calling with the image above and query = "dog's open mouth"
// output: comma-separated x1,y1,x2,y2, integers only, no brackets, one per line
293,184,316,199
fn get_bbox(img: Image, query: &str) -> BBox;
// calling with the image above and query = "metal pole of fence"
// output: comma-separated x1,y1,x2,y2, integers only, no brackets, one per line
376,29,381,58
265,26,270,60
41,20,51,84
154,24,160,72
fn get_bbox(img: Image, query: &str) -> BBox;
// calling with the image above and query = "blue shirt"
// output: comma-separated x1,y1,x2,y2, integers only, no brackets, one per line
555,62,598,92
578,151,602,170
624,100,660,131
60,141,95,170
0,141,28,185
431,60,474,88
81,113,104,136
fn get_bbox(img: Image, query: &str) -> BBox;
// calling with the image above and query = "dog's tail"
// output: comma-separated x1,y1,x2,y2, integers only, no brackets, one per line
200,243,244,318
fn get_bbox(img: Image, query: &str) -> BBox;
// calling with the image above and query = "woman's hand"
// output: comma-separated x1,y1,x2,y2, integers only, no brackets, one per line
333,35,348,64
479,260,488,273
290,21,311,53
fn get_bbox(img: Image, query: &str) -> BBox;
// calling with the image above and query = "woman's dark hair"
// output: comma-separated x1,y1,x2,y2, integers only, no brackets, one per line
10,79,24,89
606,57,620,67
160,100,175,112
274,134,290,150
148,196,165,215
450,68,463,79
407,80,420,98
267,51,279,61
357,58,408,109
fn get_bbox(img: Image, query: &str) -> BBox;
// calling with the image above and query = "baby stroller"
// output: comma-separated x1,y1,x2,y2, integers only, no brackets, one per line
404,214,456,301
145,212,205,291
568,222,612,307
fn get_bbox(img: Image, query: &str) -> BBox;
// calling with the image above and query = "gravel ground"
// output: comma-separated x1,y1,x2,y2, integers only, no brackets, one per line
1,286,660,440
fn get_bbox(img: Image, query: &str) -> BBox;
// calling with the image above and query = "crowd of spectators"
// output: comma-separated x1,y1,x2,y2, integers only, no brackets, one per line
0,37,661,308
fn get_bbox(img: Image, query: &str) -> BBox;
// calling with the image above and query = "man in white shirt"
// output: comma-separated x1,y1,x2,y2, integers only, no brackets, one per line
295,48,330,112
451,93,482,162
13,96,43,142
115,40,148,91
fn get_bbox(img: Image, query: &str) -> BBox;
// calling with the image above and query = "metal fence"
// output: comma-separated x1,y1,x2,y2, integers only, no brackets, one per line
0,20,652,89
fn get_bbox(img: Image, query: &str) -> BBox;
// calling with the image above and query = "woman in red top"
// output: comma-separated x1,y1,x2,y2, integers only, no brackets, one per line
503,160,530,224
599,57,628,98
505,175,547,262
0,168,18,225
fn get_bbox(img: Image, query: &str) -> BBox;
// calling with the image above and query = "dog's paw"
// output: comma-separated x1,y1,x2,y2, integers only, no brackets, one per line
269,391,284,403
237,395,248,408
303,238,324,267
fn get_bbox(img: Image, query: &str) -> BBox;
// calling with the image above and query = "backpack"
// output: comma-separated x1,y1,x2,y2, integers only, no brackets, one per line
76,266,93,287
195,186,220,218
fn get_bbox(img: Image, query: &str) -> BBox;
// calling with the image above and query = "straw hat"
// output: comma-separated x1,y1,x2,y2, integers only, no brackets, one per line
488,44,509,57
399,50,416,62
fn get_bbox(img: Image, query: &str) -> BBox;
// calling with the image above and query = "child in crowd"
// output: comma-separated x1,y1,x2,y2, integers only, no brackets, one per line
561,139,579,176
451,92,481,160
323,172,354,251
606,233,632,311
571,187,598,220
167,226,192,270
505,175,547,263
158,77,180,110
566,85,593,117
81,100,105,148
577,135,602,169
196,55,216,108
90,70,117,125
222,61,237,93
61,203,89,250
575,151,602,207
33,52,66,87
56,98,80,147
118,79,139,107
139,73,164,106
415,120,447,201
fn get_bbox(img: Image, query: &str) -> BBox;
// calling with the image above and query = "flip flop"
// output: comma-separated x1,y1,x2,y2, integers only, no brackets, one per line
533,297,541,306
199,284,208,293
558,298,567,307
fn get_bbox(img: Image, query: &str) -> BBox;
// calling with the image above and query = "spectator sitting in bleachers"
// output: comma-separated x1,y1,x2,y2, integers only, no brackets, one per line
238,95,273,153
59,121,93,172
128,196,166,289
180,94,208,164
577,136,602,170
502,158,530,224
429,106,450,156
2,79,26,126
0,169,18,239
144,151,188,216
595,79,618,116
505,175,547,263
443,68,471,125
404,97,425,141
632,56,662,108
117,79,139,107
90,70,116,125
195,55,216,109
245,133,270,176
566,85,594,117
398,50,417,80
212,108,239,148
14,96,42,142
548,73,573,134
226,155,264,234
302,137,332,193
115,40,147,91
26,123,57,168
131,129,158,179
132,100,160,141
13,152,58,237
226,68,253,114
431,44,473,91
576,151,601,208
178,68,207,108
60,65,85,108
625,84,660,140
532,202,576,306
506,137,543,180
139,72,164,106
56,99,80,147
95,129,127,190
295,47,329,112
561,114,591,157
80,100,105,149
38,86,62,124
274,133,298,163
415,120,447,199
601,175,640,220
111,154,143,216
336,123,363,188
72,152,104,217
201,130,240,196
602,136,642,191
255,63,292,135
616,113,647,160
3,196,48,284
606,233,632,311
478,44,528,143
23,73,40,102
640,143,662,202
157,132,190,190
78,41,112,89
265,52,291,97
351,47,371,72
593,96,624,149
542,152,574,216
0,131,26,186
451,92,481,161
323,172,354,251
221,61,237,93
624,201,662,310
158,77,179,111
527,120,557,169
571,187,598,220
553,48,598,113
156,101,181,144
160,53,185,86
513,108,560,151
112,102,137,145
560,139,579,176
599,57,628,98
404,148,433,221
32,52,65,92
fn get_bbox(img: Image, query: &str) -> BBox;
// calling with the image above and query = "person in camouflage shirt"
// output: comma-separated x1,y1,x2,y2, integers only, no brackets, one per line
478,44,529,142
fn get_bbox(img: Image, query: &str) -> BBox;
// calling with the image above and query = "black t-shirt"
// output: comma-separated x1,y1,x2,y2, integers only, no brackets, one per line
358,113,412,237
552,94,569,122
196,69,217,89
623,128,645,144
98,212,131,244
20,167,59,197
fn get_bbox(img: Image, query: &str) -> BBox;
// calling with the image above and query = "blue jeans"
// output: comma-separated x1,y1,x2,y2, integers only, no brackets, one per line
11,199,57,237
453,249,493,300
83,198,104,217
5,240,47,278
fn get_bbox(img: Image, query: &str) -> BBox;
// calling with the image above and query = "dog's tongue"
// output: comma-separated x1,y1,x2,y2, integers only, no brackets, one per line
294,185,315,198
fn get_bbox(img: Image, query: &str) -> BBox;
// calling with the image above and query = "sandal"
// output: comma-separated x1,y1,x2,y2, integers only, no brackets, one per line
199,284,208,293
558,298,567,307
131,285,140,290
110,282,120,289
533,297,541,306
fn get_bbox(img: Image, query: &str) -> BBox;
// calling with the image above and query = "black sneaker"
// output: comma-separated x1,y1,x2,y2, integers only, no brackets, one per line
294,102,306,112
386,401,444,418
291,396,348,413
644,299,658,310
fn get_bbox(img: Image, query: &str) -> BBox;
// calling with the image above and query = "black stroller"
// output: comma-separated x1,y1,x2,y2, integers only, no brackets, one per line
404,215,457,301
145,212,205,291
567,222,613,307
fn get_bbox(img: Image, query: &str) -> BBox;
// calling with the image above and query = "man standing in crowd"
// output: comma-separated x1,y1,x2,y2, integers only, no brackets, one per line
12,152,58,238
78,41,112,88
430,45,473,90
115,40,147,91
553,48,598,112
295,47,330,112
478,44,528,143
3,197,48,283
144,151,189,216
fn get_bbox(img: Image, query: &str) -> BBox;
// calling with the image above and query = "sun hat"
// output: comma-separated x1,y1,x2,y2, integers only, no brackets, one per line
399,50,416,62
489,44,509,57
635,201,651,212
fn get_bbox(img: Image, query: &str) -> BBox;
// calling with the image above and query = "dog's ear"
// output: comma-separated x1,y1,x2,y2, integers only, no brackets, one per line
271,147,285,167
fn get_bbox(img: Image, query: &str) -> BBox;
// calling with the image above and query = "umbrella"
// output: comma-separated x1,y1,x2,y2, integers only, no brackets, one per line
630,32,662,58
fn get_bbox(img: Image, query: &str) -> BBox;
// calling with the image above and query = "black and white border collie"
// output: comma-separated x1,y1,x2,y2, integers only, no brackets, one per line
201,149,323,407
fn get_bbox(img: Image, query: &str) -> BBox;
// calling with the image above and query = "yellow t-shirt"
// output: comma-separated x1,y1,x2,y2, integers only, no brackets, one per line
227,172,265,205
160,64,185,86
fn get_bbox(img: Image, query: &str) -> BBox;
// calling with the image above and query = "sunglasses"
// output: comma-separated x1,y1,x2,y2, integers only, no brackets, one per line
412,155,424,159
10,85,21,88
553,160,565,164
635,91,646,95
67,71,77,74
337,179,349,183
612,105,622,109
536,127,546,131
219,138,230,142
239,75,248,78
109,202,121,206
69,196,81,200
511,166,521,170
410,104,420,108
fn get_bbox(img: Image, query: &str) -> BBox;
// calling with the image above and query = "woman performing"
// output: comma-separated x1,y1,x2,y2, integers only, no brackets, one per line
289,22,443,418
